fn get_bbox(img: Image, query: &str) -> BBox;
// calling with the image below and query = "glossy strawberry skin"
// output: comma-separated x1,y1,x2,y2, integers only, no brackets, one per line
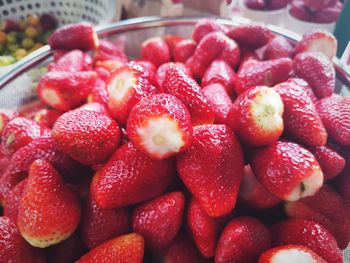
91,142,175,209
0,149,10,175
164,35,185,58
87,79,108,106
173,39,196,63
129,60,159,89
316,94,350,145
156,62,192,90
94,39,128,63
271,219,343,263
263,36,294,60
192,18,225,43
132,191,185,250
286,77,318,103
141,37,171,66
94,67,110,82
76,233,145,263
48,49,93,72
215,217,271,263
294,51,335,98
3,179,27,222
0,169,27,206
34,108,63,128
0,109,19,136
52,109,121,165
177,124,244,217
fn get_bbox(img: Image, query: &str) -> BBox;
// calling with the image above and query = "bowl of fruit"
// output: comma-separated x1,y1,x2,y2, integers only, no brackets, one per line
0,16,349,262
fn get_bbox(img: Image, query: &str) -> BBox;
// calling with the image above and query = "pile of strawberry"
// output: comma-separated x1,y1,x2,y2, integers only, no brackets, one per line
0,19,349,263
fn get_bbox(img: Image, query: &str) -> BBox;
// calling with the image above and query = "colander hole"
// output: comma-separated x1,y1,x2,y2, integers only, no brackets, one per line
2,9,8,15
27,3,32,9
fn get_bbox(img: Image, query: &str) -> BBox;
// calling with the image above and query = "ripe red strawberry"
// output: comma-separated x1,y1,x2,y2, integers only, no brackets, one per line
17,159,81,248
268,0,290,10
37,71,98,111
313,3,342,23
48,22,99,50
0,216,46,263
177,124,244,217
76,233,144,263
95,59,124,72
53,49,68,61
156,62,192,89
335,150,350,203
49,49,93,72
286,77,318,103
18,100,46,119
52,109,121,165
0,148,10,175
235,57,293,94
316,94,350,145
107,63,156,124
87,79,108,106
220,37,240,69
132,191,185,250
0,109,18,136
141,37,171,66
239,48,259,69
258,244,327,263
290,0,312,21
91,142,175,209
295,30,337,59
308,145,345,180
263,36,294,60
34,108,63,128
202,83,232,124
3,179,27,221
94,67,110,82
285,185,350,249
226,24,272,50
163,64,214,125
164,34,185,58
304,0,333,12
1,117,46,155
187,197,225,257
245,0,266,9
173,39,196,63
227,86,284,146
294,52,335,98
215,217,271,263
202,59,236,96
271,219,343,263
78,102,109,115
94,39,128,63
239,165,281,210
251,141,324,201
192,18,225,43
274,81,327,146
129,60,159,88
0,168,26,206
126,93,192,160
81,195,131,249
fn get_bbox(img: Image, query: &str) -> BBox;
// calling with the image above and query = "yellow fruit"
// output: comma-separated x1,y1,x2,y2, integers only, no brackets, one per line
24,27,38,38
15,48,27,59
0,31,6,44
32,42,44,50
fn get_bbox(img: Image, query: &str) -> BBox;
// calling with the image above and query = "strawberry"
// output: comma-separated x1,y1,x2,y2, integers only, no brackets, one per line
37,71,98,111
95,59,124,72
173,39,196,63
226,24,272,50
335,150,350,203
0,109,18,136
156,62,192,89
163,64,214,125
202,59,236,96
53,49,68,61
177,124,244,217
303,0,331,11
48,22,99,50
94,67,110,82
286,78,318,103
295,30,337,59
239,48,259,69
34,108,63,128
0,148,10,175
3,179,27,221
49,49,93,72
239,165,281,210
132,191,185,250
251,141,324,201
141,37,171,66
258,244,327,263
78,102,109,115
87,78,108,106
1,117,46,155
263,36,294,60
245,0,266,9
227,86,284,146
17,159,81,248
271,219,343,263
316,94,350,145
91,142,175,209
215,217,271,263
52,109,121,165
285,185,350,249
0,169,26,206
202,83,232,124
76,233,144,263
268,0,290,9
294,51,335,98
308,145,345,180
126,93,192,160
187,197,225,257
0,216,46,263
81,195,131,249
219,35,240,69
107,63,156,124
129,60,159,88
164,34,185,58
274,81,327,146
192,18,225,43
235,57,293,94
313,3,342,23
18,100,46,119
290,1,312,21
94,39,128,63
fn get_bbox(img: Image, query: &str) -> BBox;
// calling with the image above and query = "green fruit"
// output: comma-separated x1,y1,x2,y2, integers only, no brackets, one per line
0,55,16,66
0,43,4,54
6,32,17,44
22,38,34,49
7,43,19,52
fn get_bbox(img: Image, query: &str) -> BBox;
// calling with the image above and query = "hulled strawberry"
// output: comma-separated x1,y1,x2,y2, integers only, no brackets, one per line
251,141,324,201
316,94,350,145
258,245,327,263
271,219,343,263
49,49,93,72
34,108,63,128
94,39,128,63
129,60,159,88
81,195,131,249
87,78,109,106
17,160,81,248
91,142,175,209
173,39,196,63
156,62,192,89
177,124,244,217
37,71,98,111
132,191,185,250
192,18,225,43
52,109,121,165
263,36,294,60
76,233,145,263
294,51,335,98
215,217,271,263
107,63,156,124
163,64,214,125
126,93,192,160
141,37,171,66
3,179,27,221
0,109,18,136
48,22,99,50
